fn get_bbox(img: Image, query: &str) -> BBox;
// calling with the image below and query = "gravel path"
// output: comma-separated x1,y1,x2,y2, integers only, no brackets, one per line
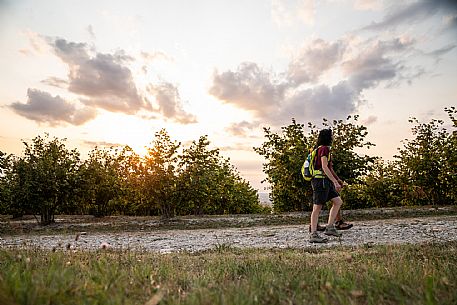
1,215,456,252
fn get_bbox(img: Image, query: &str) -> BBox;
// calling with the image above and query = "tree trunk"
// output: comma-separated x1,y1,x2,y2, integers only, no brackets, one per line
40,206,54,226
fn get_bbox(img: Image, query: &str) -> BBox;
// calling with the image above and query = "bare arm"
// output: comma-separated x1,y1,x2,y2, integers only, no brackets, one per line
321,156,342,191
329,167,343,185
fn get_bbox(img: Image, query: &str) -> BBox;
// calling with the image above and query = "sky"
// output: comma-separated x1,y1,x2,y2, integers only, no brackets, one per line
0,0,456,191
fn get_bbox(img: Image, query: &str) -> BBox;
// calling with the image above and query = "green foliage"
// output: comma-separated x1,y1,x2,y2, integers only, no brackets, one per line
324,116,376,184
441,107,457,203
255,117,375,212
2,107,455,219
177,135,261,215
254,119,312,212
396,118,447,204
342,107,457,208
3,135,80,224
257,109,456,210
79,147,124,217
393,108,456,205
210,159,263,214
113,146,144,216
6,157,36,218
141,129,181,217
1,131,261,221
0,150,8,174
0,151,12,214
361,160,401,207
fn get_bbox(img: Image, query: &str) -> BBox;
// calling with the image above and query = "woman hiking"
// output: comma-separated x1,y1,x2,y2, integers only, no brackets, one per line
309,128,345,243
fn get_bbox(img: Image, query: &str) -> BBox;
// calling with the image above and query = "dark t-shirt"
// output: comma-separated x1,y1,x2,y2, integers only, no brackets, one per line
314,146,333,172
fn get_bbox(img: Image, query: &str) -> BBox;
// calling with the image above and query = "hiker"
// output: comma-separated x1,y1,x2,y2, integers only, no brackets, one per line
309,128,346,243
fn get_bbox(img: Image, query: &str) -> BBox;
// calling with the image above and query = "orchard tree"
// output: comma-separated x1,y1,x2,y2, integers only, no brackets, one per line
255,116,376,212
177,135,222,215
10,135,81,225
442,107,457,202
322,116,376,184
341,159,403,209
80,146,122,217
254,119,312,212
0,151,8,174
0,151,12,214
142,129,180,217
394,107,457,205
177,135,261,215
115,146,144,215
212,159,262,214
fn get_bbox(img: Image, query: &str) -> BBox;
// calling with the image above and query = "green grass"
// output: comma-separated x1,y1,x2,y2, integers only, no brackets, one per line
1,242,456,305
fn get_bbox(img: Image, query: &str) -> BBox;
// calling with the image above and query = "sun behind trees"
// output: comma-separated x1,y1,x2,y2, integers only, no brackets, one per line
0,130,264,225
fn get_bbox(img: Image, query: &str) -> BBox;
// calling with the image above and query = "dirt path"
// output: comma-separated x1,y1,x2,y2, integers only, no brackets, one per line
1,215,456,252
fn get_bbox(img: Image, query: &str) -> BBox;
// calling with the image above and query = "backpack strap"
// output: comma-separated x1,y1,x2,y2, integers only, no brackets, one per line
312,145,326,179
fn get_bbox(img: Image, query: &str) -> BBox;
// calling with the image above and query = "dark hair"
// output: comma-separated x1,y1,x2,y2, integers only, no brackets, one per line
315,128,332,148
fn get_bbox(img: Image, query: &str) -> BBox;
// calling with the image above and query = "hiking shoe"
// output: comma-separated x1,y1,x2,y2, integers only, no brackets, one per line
308,224,326,232
324,225,342,237
335,220,353,230
309,232,328,243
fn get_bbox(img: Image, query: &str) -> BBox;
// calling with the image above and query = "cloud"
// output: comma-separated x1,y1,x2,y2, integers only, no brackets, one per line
83,140,124,148
271,0,315,26
280,80,359,123
225,121,259,136
147,82,197,124
425,44,456,63
362,0,457,31
210,37,421,125
392,66,427,87
19,30,48,56
219,143,257,152
44,37,194,124
287,38,347,85
86,25,96,40
141,51,173,63
210,66,360,124
48,38,150,115
343,37,416,90
9,89,97,126
209,62,288,117
41,77,68,88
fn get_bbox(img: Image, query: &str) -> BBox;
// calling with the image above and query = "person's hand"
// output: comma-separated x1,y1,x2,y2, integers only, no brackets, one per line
334,181,342,193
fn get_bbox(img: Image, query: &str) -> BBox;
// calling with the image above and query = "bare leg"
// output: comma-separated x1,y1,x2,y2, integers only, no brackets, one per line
335,209,342,222
310,204,322,233
327,196,342,226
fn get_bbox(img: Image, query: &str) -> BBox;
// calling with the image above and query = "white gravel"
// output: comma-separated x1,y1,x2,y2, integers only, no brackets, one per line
1,215,456,253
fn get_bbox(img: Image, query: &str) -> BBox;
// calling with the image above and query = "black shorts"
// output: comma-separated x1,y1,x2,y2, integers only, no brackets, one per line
311,178,339,205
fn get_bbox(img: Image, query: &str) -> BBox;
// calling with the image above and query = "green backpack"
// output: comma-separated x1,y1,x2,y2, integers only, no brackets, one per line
301,146,326,181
